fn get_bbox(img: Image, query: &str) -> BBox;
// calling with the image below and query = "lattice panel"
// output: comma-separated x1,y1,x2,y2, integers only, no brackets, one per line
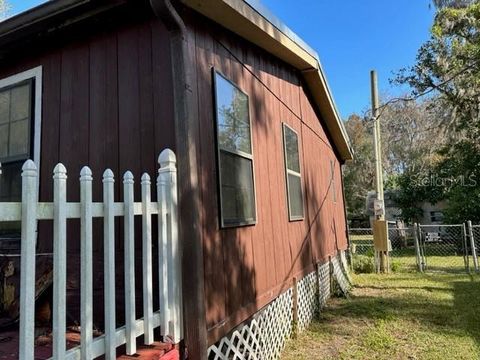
208,289,293,360
207,256,352,360
257,289,293,359
318,262,331,308
339,250,353,283
296,272,318,331
207,321,262,360
332,254,351,295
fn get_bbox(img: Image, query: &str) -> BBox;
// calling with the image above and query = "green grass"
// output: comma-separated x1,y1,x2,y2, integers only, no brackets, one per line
350,234,374,241
281,272,480,360
352,243,469,273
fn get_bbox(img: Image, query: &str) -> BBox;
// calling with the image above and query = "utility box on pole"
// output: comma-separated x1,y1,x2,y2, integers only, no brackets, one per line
373,220,389,252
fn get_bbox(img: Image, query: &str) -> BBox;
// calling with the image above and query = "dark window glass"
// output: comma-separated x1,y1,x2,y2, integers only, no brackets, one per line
287,173,303,219
214,72,256,227
0,91,10,124
0,125,7,158
283,124,304,220
220,151,255,224
430,211,444,222
0,80,33,237
0,81,32,163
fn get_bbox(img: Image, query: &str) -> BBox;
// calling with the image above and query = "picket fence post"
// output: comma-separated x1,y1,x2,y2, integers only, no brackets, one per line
19,160,38,360
103,169,116,360
158,149,183,342
158,155,169,338
53,164,67,359
142,173,154,344
124,171,136,355
80,166,94,359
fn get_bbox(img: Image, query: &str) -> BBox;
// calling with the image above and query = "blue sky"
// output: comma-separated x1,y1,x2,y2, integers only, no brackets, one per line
260,0,436,118
10,0,435,119
9,0,46,15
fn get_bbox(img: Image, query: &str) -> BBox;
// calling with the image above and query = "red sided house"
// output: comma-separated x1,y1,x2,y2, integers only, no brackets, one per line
0,0,353,359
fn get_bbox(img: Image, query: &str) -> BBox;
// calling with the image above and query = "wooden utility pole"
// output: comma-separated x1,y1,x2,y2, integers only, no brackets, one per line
370,70,389,273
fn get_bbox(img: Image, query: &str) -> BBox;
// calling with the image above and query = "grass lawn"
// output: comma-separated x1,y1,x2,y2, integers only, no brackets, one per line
281,272,480,360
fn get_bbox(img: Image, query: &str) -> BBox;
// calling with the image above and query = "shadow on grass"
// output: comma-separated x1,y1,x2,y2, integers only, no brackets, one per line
452,277,480,346
320,274,480,345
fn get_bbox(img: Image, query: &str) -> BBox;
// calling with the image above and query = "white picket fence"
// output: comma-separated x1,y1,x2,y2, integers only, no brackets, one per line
0,149,183,360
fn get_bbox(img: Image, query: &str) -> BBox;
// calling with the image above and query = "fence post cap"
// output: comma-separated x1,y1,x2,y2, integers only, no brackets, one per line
53,163,67,179
123,171,134,184
141,173,151,183
158,149,176,168
103,168,115,183
22,159,37,176
80,166,93,180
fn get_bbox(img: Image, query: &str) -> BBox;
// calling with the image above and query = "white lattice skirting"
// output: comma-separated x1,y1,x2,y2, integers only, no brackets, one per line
207,251,351,360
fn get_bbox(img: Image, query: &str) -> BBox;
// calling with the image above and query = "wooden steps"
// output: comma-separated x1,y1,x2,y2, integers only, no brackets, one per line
117,342,179,360
0,329,180,360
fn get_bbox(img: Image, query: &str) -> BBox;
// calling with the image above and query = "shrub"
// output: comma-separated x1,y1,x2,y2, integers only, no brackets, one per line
352,254,375,274
390,260,401,273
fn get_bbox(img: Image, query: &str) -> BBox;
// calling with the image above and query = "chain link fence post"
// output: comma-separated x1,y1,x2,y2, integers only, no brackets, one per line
468,221,479,272
462,223,469,272
413,223,423,272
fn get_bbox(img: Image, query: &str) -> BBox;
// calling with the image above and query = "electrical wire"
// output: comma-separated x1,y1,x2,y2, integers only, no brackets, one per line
365,58,480,122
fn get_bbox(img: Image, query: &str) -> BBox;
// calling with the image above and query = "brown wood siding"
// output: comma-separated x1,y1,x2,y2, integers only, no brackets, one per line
0,15,174,328
0,4,348,345
186,15,349,344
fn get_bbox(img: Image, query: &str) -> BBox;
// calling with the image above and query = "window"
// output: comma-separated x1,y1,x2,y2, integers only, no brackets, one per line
282,124,304,220
0,67,42,238
430,211,444,223
214,71,256,227
0,81,33,164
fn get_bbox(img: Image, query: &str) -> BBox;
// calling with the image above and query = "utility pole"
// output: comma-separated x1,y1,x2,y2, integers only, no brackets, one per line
370,70,389,273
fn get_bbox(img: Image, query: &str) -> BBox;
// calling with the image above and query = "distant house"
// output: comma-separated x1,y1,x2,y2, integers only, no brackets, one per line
0,0,353,358
366,190,446,225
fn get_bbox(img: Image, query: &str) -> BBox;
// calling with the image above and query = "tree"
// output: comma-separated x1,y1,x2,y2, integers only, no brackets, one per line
378,98,446,176
378,98,448,222
395,3,480,223
343,98,447,222
343,115,376,220
432,0,477,9
434,140,480,222
0,0,11,21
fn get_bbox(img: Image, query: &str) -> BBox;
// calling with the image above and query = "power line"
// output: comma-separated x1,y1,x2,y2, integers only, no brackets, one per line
364,58,480,123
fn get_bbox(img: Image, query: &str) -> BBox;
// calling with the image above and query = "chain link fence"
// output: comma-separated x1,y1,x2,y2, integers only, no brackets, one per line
349,222,480,274
418,224,468,273
473,225,480,254
349,226,417,273
349,228,374,256
388,226,418,272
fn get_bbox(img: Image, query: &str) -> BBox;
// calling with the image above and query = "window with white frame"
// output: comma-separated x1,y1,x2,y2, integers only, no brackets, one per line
282,124,304,220
213,71,256,227
0,67,42,237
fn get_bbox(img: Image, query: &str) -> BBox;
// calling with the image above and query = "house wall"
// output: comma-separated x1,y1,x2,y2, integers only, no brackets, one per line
420,201,446,225
185,14,348,343
0,2,348,346
0,9,174,326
